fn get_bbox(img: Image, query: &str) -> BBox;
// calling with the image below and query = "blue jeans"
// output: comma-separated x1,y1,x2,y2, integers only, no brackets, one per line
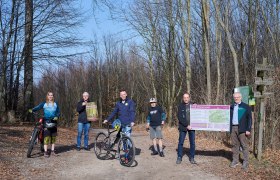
77,123,90,148
114,125,132,147
177,130,195,159
121,125,132,137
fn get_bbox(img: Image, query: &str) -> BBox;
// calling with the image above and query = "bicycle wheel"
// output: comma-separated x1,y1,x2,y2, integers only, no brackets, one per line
117,136,135,166
94,132,111,160
27,128,39,158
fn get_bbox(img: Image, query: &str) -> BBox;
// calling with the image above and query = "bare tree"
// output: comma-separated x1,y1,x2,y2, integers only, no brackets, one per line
201,0,211,103
179,0,192,93
213,0,240,87
23,0,34,120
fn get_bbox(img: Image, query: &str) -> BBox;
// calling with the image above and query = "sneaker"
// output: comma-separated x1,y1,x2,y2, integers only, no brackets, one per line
51,150,58,156
190,158,197,164
242,161,249,171
121,156,129,164
159,151,165,157
84,147,90,151
76,147,81,151
44,151,49,158
229,161,239,168
176,157,182,164
151,151,158,155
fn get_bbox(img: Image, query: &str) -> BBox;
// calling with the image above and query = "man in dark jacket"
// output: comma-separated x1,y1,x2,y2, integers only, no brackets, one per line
229,92,252,170
76,92,91,151
176,93,196,164
103,89,136,138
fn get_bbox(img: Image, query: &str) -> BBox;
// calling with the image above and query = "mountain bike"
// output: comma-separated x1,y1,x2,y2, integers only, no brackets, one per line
94,123,135,167
27,113,44,158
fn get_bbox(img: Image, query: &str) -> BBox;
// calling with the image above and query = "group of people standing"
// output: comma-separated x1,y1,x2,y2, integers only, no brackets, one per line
31,89,252,171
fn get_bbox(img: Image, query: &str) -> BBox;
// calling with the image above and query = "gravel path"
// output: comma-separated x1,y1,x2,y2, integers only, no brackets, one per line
17,128,222,180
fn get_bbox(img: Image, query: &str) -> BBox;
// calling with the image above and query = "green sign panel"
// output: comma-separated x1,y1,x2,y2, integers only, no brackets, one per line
234,86,255,106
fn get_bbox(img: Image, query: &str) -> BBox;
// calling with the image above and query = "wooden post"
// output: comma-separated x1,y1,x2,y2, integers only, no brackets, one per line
257,97,265,160
251,112,255,154
254,57,274,160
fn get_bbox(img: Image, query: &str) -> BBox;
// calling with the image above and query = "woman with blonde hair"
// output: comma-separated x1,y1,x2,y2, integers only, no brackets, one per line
30,91,60,157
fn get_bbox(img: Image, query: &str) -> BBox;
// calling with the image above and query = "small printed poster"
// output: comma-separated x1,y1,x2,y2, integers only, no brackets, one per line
86,102,98,121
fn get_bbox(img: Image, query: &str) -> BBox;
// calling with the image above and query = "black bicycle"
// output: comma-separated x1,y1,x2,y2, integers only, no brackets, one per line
27,113,57,158
27,113,44,158
94,123,135,167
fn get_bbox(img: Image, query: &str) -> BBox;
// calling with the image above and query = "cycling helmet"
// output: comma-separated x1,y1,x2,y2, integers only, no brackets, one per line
149,98,157,103
112,119,121,131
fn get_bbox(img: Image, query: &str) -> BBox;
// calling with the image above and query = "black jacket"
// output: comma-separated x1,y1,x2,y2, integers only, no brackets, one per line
76,99,91,123
146,106,166,127
230,102,252,133
177,102,193,132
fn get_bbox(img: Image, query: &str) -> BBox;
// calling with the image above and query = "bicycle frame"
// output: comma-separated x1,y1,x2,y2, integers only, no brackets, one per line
27,113,44,158
105,123,132,145
94,122,135,166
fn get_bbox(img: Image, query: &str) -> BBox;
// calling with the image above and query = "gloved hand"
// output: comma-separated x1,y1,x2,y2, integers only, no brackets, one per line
53,117,58,121
28,109,33,113
146,123,150,132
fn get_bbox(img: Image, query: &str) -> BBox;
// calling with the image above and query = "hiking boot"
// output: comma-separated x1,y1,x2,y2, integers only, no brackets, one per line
229,161,239,168
51,150,58,156
190,158,197,164
44,151,50,158
121,156,129,164
84,147,90,151
159,151,165,157
176,157,182,164
151,150,158,155
242,161,249,171
76,147,81,151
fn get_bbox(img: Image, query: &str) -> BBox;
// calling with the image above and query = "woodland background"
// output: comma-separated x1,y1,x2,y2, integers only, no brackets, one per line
1,0,280,152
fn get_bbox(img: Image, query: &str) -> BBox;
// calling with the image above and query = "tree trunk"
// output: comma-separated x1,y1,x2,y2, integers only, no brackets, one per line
215,9,222,105
8,0,20,111
213,0,240,87
202,0,211,103
179,0,192,93
0,0,16,115
24,0,34,121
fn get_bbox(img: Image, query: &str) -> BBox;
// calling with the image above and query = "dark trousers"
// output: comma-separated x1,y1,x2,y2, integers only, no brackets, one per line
177,130,195,159
231,126,249,163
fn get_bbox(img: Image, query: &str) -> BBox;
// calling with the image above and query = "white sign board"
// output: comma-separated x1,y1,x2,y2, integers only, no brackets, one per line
190,105,230,131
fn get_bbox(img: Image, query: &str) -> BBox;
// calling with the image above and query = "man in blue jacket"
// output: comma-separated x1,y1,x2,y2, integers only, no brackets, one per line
229,92,252,171
103,89,136,138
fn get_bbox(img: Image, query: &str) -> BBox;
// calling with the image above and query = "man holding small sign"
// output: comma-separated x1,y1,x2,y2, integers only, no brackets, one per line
76,92,97,151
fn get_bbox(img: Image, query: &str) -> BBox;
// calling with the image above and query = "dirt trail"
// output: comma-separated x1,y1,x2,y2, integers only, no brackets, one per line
15,128,222,180
2,126,280,180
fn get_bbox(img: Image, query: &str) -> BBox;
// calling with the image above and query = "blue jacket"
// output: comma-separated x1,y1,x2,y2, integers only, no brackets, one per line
107,98,136,125
32,102,60,121
230,102,252,133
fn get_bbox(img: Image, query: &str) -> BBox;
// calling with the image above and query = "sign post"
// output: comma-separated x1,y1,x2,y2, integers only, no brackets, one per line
254,58,274,160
